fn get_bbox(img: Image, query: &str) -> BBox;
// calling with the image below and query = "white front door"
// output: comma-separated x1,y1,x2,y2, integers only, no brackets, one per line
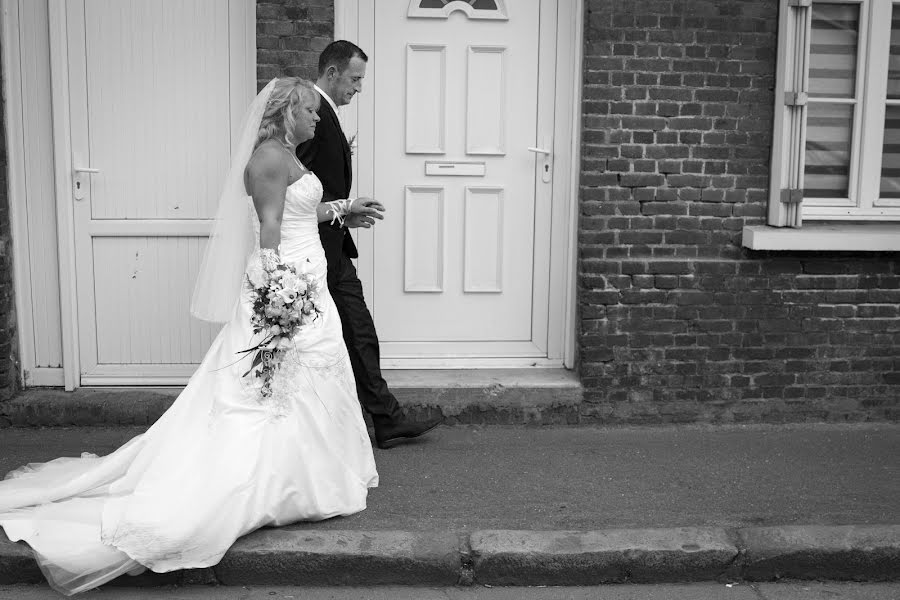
59,0,254,385
353,0,562,367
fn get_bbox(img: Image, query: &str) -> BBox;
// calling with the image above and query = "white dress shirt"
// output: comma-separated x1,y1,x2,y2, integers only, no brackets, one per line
314,84,344,132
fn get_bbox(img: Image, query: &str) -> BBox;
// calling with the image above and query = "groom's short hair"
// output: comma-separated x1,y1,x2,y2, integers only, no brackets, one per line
318,40,368,77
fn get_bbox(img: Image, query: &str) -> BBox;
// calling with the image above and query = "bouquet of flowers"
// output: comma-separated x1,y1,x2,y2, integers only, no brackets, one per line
240,248,323,398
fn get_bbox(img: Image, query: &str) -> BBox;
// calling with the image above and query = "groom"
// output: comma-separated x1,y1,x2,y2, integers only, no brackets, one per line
297,40,442,449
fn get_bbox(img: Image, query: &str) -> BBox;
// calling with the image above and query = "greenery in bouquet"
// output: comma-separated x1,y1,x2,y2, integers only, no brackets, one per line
240,248,323,398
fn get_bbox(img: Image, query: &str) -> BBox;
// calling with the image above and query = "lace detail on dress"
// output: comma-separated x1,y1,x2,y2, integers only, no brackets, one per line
103,520,228,569
260,339,352,421
317,357,356,398
103,523,187,565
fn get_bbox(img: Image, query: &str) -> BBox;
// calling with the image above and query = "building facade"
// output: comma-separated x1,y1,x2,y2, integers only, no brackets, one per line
0,0,897,421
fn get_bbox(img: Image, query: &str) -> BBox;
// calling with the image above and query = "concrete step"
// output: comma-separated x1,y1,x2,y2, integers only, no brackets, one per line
5,583,900,600
2,525,899,588
0,369,582,427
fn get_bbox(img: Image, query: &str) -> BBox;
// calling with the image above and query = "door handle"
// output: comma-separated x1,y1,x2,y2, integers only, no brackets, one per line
73,166,99,200
527,146,552,182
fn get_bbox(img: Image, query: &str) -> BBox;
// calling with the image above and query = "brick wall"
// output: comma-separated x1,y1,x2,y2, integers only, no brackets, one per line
579,0,900,423
256,0,335,88
0,40,19,401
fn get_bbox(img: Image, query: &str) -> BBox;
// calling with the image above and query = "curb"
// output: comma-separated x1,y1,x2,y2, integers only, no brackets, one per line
0,532,42,585
214,530,461,586
470,528,738,585
0,389,179,427
732,525,900,582
2,525,899,587
1,375,583,427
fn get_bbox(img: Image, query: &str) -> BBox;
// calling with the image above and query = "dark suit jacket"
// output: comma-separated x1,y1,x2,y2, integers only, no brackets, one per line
296,93,358,271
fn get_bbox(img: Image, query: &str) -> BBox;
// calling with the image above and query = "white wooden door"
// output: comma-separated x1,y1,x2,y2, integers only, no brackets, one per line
62,0,254,385
366,0,557,365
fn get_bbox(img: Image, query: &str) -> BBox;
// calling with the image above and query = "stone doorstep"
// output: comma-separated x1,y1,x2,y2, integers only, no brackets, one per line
1,525,899,587
0,369,583,427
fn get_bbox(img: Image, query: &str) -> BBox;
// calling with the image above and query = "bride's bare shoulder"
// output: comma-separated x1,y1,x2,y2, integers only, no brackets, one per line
247,140,290,175
245,140,290,195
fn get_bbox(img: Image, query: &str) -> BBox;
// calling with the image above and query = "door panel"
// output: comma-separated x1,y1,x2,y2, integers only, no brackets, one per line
82,1,231,220
65,0,254,383
371,0,553,357
91,236,211,365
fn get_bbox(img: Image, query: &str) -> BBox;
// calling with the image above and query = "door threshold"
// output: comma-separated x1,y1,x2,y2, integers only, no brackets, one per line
384,367,580,388
380,358,566,369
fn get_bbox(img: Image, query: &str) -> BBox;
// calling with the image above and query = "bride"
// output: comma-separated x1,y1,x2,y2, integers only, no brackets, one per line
0,78,383,596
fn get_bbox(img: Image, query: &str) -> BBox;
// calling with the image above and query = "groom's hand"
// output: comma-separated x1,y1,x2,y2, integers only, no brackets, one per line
353,197,385,213
350,197,386,223
345,214,377,228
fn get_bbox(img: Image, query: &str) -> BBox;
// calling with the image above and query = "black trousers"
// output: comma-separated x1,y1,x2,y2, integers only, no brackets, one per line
328,252,403,428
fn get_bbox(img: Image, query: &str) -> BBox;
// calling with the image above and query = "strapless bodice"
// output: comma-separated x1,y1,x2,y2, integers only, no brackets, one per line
249,172,325,273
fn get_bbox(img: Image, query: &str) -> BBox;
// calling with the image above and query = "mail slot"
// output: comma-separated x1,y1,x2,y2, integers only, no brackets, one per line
424,161,486,176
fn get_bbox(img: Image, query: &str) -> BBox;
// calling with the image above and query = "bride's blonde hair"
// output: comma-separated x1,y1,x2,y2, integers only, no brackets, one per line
255,77,317,150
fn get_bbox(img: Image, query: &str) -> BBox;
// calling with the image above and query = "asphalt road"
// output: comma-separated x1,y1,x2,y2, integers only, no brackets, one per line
1,423,898,531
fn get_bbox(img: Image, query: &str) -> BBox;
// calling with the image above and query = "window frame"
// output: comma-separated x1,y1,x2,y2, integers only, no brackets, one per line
769,0,900,226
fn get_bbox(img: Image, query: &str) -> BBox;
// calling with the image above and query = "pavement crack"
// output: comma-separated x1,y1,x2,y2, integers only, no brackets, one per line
456,531,474,586
720,526,747,581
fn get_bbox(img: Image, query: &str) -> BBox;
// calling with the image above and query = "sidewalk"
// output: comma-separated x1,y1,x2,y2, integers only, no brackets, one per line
1,423,899,587
4,583,900,600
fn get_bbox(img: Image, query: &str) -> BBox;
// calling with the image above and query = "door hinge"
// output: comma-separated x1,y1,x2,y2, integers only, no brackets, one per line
781,189,804,204
785,91,808,107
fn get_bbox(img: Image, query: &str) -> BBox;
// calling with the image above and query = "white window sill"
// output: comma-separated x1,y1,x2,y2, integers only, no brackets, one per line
742,224,900,251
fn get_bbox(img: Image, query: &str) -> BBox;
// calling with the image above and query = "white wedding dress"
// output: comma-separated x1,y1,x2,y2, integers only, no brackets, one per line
0,172,378,596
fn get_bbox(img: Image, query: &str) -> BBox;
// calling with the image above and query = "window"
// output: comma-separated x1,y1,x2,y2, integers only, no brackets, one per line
408,0,508,20
417,0,497,8
769,0,900,226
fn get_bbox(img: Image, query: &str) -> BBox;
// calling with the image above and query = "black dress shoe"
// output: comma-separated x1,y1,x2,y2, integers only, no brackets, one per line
374,416,443,449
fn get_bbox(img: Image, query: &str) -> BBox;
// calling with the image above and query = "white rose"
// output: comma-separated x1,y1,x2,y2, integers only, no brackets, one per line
281,271,302,293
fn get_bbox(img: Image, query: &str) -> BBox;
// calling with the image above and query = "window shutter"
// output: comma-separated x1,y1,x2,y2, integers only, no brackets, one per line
769,0,812,228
